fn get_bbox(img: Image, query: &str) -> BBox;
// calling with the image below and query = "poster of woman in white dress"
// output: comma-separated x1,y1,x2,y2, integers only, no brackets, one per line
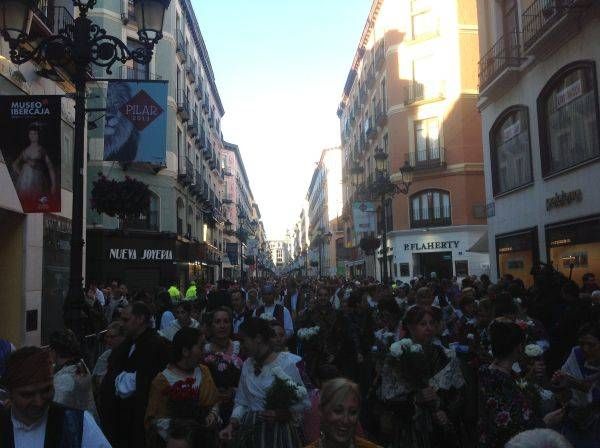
0,96,61,213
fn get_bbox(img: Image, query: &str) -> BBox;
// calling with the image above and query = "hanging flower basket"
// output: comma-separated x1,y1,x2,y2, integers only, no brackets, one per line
90,173,151,229
360,236,381,255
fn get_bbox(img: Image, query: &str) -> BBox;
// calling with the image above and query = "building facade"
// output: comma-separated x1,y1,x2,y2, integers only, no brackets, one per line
221,142,265,281
0,4,77,346
476,0,600,287
338,0,489,282
306,147,343,277
86,0,227,290
268,240,292,273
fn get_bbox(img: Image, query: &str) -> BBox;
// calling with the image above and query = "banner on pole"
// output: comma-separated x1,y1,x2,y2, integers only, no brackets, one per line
226,243,239,265
103,80,168,164
0,95,62,213
352,201,376,234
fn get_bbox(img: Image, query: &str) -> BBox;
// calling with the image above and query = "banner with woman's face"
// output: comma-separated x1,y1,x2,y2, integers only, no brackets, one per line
0,96,61,213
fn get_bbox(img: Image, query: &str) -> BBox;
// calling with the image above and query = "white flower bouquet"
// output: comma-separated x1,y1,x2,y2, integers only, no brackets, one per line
524,343,544,358
259,313,275,322
297,326,320,340
264,367,307,410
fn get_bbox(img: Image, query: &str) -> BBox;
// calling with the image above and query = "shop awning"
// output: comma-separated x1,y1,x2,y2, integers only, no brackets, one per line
467,233,489,253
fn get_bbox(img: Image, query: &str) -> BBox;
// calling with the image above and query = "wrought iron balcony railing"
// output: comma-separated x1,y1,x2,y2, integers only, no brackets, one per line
478,32,523,90
407,147,446,170
410,206,452,229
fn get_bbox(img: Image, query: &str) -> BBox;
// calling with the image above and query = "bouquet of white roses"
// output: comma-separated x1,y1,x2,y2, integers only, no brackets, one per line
389,338,428,389
297,326,320,341
259,313,276,322
264,367,307,410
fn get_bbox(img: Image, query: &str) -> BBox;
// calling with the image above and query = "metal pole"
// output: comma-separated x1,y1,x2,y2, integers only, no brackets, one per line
381,194,389,285
63,67,87,336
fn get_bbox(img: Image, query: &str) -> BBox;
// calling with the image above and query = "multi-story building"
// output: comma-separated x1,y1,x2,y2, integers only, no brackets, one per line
338,0,489,282
0,5,77,346
476,0,600,286
86,0,226,289
221,141,263,280
268,240,292,272
306,147,343,276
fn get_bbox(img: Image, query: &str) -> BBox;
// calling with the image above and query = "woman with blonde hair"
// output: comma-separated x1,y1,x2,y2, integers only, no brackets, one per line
305,378,380,448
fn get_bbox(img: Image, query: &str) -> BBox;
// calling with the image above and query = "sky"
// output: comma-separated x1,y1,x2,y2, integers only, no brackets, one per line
192,0,371,240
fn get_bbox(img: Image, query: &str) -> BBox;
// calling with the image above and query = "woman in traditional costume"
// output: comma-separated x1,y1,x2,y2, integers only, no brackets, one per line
145,327,219,447
219,317,310,448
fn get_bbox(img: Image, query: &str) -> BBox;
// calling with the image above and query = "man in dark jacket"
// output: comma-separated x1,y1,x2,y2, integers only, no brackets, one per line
99,302,170,447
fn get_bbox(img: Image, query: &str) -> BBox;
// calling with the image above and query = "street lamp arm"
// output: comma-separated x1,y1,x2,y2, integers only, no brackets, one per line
6,18,153,75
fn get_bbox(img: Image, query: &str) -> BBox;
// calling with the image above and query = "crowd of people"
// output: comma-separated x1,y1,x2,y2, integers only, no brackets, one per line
0,265,599,448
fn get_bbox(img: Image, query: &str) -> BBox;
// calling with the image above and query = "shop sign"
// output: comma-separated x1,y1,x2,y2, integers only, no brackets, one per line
545,189,583,211
404,241,460,251
108,248,173,261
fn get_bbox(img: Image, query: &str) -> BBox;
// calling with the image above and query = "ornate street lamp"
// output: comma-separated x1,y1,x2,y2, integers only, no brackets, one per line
0,0,34,42
352,149,414,285
0,0,170,336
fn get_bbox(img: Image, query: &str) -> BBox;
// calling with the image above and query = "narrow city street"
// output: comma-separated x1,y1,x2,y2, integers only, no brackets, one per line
0,0,599,447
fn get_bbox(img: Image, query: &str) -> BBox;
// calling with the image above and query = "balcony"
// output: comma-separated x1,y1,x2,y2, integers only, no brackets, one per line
522,0,592,55
202,181,209,201
32,3,74,35
203,140,212,160
121,66,161,81
223,194,233,204
194,83,203,100
478,32,524,93
121,0,135,24
176,90,190,122
196,129,207,149
202,99,209,114
410,206,452,229
191,170,203,197
365,66,376,88
186,57,196,82
188,115,198,137
223,165,233,176
365,122,377,141
178,157,194,185
376,102,387,127
375,43,385,70
176,30,186,61
199,242,220,265
125,211,159,232
407,147,446,170
404,80,445,105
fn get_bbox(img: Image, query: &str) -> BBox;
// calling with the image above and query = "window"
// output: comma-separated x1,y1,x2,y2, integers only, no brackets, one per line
414,117,440,162
412,11,437,39
399,263,410,277
176,198,184,235
410,189,451,228
490,107,533,194
411,56,439,101
538,61,600,175
455,260,469,277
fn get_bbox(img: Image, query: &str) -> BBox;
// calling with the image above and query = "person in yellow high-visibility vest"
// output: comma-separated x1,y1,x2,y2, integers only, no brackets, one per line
168,284,181,302
184,281,197,301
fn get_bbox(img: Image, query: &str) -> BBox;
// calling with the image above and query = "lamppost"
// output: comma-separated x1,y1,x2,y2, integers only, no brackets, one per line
0,0,170,334
311,227,332,278
351,149,413,285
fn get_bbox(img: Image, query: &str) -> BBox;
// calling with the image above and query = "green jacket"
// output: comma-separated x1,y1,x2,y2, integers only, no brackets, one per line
168,285,181,301
184,285,197,300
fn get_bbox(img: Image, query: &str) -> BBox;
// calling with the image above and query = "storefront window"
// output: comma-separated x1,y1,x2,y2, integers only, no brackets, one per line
490,107,533,195
538,61,600,176
496,229,538,287
547,216,600,286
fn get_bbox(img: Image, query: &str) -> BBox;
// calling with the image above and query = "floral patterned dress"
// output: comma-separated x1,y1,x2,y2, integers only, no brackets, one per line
477,365,541,448
203,340,244,424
